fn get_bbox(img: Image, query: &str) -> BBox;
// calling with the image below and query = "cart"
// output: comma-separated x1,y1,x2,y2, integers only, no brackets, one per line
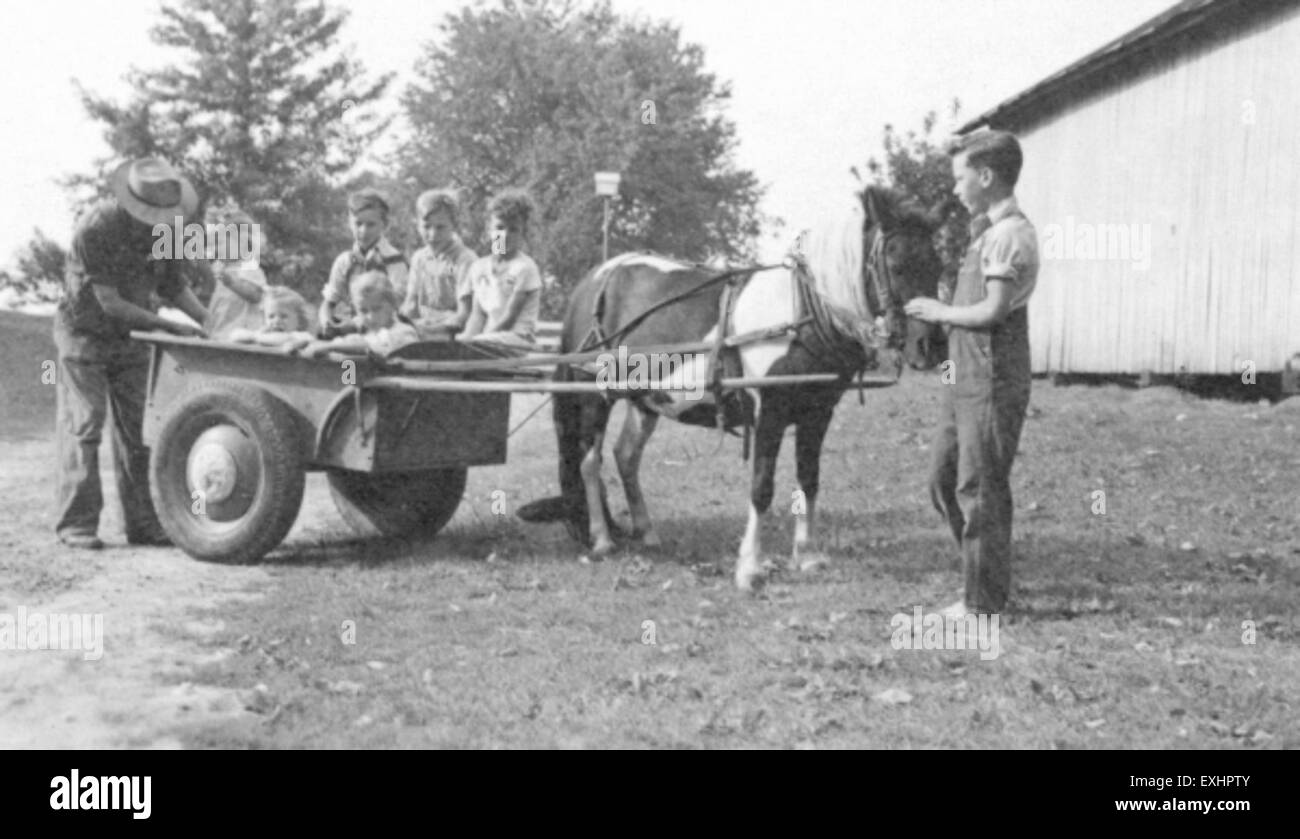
133,330,898,564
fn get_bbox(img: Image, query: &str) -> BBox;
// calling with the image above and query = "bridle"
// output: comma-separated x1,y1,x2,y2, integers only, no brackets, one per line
865,226,908,351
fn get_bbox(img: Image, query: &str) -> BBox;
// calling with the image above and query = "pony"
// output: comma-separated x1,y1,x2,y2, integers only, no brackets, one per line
517,185,948,590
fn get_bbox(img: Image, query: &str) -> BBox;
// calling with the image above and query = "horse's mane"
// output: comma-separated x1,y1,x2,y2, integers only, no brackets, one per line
796,199,870,320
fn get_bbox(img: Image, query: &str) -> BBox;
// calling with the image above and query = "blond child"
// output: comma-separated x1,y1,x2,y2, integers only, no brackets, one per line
318,188,409,336
291,270,419,358
401,188,477,340
229,286,316,347
203,207,268,339
457,189,542,347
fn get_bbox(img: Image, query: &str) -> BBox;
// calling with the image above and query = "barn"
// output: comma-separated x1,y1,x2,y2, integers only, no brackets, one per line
959,0,1300,379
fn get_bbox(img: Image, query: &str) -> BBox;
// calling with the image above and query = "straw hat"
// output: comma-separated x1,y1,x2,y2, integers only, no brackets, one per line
110,157,199,226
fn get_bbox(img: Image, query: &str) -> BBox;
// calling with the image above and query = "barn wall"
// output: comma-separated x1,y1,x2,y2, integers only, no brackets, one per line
1012,4,1300,374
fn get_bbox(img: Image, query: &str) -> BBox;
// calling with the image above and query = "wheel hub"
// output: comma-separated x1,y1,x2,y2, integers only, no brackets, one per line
186,424,259,521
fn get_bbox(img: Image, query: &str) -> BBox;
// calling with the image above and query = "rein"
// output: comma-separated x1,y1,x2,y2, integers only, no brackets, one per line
578,260,788,353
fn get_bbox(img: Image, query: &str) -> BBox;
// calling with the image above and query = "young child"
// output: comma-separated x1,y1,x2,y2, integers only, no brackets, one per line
457,189,542,347
401,188,477,340
292,270,419,358
904,130,1039,619
318,188,409,336
228,286,316,347
203,207,267,340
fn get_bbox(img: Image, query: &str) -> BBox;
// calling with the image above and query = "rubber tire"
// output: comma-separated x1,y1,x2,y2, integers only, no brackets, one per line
327,468,467,539
150,381,305,563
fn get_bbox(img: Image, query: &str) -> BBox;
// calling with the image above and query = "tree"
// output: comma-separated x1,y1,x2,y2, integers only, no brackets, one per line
69,0,392,297
863,101,970,301
1,230,67,304
397,0,765,316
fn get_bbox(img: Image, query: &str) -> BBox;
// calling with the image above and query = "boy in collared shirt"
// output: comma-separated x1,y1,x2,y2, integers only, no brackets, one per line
318,188,409,336
401,189,477,339
905,130,1039,618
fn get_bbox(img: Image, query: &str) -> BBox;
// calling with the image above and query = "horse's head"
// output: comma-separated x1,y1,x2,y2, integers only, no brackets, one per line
860,185,948,371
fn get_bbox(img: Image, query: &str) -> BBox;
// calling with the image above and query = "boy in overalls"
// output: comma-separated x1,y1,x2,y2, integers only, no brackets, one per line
905,130,1039,617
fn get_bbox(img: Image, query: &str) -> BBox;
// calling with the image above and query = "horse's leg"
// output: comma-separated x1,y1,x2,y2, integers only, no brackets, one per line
737,393,787,591
613,401,661,548
793,393,838,572
579,399,617,557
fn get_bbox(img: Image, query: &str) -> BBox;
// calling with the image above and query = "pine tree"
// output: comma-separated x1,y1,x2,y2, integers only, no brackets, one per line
69,0,392,295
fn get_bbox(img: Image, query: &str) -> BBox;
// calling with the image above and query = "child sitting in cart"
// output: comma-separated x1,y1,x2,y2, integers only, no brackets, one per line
228,286,316,347
203,206,268,340
288,270,420,358
457,189,542,348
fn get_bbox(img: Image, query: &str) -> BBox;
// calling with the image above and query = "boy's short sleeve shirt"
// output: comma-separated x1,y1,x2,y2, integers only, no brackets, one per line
976,197,1039,312
409,237,477,314
468,253,542,340
323,237,409,305
60,199,184,339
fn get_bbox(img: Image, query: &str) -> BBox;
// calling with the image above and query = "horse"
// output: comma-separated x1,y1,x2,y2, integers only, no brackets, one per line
517,185,949,590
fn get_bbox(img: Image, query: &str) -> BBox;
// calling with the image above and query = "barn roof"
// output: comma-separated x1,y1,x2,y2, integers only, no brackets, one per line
959,0,1298,133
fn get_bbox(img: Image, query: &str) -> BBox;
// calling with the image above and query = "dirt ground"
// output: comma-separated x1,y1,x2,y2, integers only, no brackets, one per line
2,309,1298,749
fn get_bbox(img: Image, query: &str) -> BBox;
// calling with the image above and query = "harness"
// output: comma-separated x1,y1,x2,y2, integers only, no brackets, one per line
576,238,903,458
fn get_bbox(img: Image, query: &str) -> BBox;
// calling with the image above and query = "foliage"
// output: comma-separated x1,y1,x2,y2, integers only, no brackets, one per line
68,0,392,298
396,0,765,316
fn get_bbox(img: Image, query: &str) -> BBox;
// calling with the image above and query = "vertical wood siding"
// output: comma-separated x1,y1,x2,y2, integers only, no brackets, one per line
1014,5,1300,373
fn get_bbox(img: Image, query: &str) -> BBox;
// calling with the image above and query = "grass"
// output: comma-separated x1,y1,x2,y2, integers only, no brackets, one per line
0,310,57,442
3,307,1295,747
169,378,1300,749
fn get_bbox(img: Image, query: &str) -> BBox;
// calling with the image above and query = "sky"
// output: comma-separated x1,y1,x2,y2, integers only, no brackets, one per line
0,0,1179,266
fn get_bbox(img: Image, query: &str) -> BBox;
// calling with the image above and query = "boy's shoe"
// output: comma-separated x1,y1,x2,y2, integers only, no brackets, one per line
59,533,104,550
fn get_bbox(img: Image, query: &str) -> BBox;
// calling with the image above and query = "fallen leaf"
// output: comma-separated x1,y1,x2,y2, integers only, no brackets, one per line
873,687,913,705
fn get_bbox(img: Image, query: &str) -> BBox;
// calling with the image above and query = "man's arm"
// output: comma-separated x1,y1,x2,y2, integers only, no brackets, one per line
903,278,1014,330
168,285,211,329
92,284,205,337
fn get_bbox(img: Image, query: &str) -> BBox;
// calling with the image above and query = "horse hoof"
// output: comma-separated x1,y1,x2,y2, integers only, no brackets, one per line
636,530,662,549
735,567,767,593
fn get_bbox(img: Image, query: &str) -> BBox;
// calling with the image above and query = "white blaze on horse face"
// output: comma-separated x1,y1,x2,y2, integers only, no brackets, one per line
731,267,797,379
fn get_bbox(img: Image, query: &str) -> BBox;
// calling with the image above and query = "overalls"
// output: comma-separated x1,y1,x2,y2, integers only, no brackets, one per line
928,212,1033,612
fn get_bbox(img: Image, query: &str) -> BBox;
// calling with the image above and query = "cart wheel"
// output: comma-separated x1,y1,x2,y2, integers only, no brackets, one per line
150,381,305,563
327,468,467,539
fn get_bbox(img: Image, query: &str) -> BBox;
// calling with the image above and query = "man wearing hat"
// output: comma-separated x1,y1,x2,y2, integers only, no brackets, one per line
53,156,210,550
